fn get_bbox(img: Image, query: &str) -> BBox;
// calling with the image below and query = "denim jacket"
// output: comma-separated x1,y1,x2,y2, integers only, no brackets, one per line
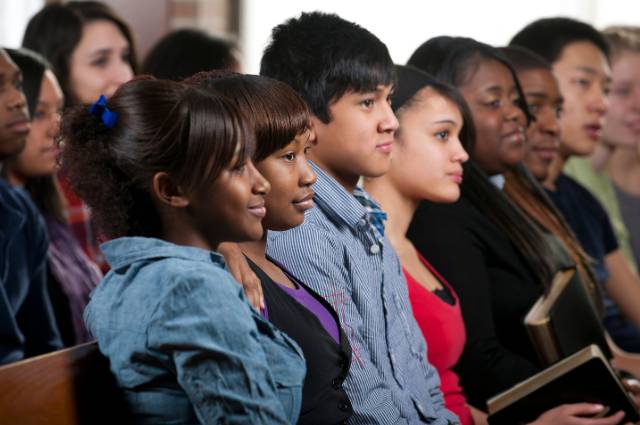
85,237,306,424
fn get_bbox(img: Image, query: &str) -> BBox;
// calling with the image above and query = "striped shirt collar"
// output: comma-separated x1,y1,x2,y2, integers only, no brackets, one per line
310,162,369,230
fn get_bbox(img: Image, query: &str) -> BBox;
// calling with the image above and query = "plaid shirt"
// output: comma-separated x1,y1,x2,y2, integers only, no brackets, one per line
57,171,107,271
267,162,458,425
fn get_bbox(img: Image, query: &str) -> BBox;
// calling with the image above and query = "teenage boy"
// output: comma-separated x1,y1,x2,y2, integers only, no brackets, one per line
261,12,456,424
511,18,640,353
0,48,61,365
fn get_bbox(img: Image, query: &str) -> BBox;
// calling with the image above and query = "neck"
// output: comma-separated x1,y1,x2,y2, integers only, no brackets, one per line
543,152,568,191
590,141,613,171
308,153,359,193
363,175,417,247
159,207,218,251
239,234,268,265
6,171,25,187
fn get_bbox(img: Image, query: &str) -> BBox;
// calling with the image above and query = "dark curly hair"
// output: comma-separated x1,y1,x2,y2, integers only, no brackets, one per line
186,71,310,162
59,77,253,238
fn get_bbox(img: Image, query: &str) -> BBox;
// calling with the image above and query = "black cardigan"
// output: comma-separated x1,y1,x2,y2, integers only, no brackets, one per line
407,197,543,408
247,258,353,425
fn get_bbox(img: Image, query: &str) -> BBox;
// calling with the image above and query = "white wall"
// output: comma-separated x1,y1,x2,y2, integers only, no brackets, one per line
0,0,43,48
239,0,640,74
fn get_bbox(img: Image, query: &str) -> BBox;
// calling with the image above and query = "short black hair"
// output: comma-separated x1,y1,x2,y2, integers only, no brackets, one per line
260,11,395,123
510,17,609,64
142,29,238,81
500,46,552,74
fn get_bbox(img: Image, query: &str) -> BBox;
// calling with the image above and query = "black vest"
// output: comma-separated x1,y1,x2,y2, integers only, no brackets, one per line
247,258,353,425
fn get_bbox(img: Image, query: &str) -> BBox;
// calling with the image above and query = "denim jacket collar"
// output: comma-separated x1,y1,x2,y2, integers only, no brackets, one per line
102,237,226,270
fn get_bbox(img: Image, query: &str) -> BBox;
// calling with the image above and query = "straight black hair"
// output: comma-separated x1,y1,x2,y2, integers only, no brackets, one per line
142,29,238,81
510,17,610,64
260,11,395,123
186,71,310,162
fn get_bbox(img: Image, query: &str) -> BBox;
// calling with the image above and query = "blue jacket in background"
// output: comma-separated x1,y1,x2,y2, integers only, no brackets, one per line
0,177,62,365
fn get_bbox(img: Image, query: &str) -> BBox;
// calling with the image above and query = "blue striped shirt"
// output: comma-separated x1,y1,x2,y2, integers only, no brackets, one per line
267,163,458,424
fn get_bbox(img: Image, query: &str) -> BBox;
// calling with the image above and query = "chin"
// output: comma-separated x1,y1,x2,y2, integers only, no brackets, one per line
567,139,596,157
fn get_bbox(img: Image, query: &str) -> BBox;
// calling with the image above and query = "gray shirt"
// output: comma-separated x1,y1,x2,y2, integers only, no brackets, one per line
614,183,640,269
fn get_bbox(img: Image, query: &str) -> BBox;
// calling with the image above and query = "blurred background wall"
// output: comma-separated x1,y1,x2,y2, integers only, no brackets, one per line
1,0,638,73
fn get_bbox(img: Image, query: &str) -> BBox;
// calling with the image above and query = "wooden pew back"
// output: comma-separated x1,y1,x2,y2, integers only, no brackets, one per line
0,342,130,425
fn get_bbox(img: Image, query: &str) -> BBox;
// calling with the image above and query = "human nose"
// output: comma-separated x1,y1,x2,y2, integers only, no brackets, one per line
452,137,470,163
589,85,608,116
299,157,317,187
8,84,27,113
111,61,133,88
247,160,270,196
47,111,61,138
379,102,399,133
505,100,524,123
539,108,561,138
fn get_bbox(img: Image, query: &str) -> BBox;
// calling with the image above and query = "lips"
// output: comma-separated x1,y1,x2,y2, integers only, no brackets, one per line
624,120,640,133
248,202,266,218
6,114,30,134
584,123,602,141
292,191,314,211
376,140,393,153
449,171,463,184
501,128,525,146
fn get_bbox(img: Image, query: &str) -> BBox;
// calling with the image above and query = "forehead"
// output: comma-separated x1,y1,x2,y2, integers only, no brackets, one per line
611,51,640,78
40,70,64,103
0,50,19,76
554,41,611,76
406,87,462,122
76,19,129,52
518,68,561,95
461,59,515,91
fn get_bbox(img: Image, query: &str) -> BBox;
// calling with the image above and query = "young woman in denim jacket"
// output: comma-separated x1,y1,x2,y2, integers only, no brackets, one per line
60,77,305,424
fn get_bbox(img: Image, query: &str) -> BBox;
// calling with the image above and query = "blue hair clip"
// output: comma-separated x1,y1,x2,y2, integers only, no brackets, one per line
88,95,119,129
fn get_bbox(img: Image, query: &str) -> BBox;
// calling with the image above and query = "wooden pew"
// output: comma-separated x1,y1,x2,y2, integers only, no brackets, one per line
0,341,131,425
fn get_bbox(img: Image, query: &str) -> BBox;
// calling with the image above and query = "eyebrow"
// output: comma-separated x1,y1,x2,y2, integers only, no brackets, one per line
526,91,564,103
432,119,457,125
484,85,503,94
576,66,613,83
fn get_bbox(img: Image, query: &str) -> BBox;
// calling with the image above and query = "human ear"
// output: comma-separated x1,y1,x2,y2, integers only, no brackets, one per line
151,172,189,208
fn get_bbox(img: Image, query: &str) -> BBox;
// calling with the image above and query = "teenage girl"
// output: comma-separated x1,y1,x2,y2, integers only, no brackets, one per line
60,77,305,424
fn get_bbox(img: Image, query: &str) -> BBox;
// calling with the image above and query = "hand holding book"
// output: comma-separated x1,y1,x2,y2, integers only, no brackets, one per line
528,403,627,425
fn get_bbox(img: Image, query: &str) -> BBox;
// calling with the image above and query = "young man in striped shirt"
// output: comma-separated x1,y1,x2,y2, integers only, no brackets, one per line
260,12,457,424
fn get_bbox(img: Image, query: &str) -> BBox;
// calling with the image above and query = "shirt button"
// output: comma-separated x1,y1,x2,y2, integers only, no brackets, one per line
332,377,342,390
369,244,380,254
358,218,367,226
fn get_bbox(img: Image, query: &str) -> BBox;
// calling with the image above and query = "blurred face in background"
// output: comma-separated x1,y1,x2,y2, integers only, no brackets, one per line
517,67,564,181
68,19,133,104
602,50,640,149
552,41,611,156
10,70,63,185
0,50,30,158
